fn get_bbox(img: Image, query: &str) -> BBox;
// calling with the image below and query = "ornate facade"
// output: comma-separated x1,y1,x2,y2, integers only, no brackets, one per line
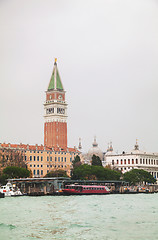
104,141,158,182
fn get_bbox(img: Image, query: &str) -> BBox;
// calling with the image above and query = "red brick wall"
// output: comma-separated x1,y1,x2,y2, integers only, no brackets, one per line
44,122,67,148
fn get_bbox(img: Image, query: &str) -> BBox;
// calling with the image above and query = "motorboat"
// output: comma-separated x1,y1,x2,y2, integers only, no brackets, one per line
62,184,110,195
0,182,23,197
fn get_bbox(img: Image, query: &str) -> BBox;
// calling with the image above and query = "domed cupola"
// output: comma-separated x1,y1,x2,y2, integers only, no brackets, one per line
88,137,103,160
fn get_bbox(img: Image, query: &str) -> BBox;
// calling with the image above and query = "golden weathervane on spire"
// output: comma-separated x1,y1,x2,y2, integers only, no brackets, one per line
55,58,57,63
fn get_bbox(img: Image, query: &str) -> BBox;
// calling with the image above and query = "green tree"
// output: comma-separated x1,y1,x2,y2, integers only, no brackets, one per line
92,155,102,166
72,155,81,168
71,164,121,180
0,173,8,185
3,166,31,179
123,169,156,185
44,169,68,178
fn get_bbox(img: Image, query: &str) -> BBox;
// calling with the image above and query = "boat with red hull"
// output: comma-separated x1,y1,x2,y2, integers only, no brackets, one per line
62,185,110,195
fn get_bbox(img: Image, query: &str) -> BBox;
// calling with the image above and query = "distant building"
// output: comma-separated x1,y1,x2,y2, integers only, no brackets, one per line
104,140,158,182
0,59,80,177
80,137,106,166
0,143,79,177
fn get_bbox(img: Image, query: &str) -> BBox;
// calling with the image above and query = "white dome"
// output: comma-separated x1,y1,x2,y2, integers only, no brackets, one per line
88,137,103,160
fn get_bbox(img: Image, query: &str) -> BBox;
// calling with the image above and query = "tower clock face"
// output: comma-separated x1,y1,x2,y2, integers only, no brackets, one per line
58,95,62,100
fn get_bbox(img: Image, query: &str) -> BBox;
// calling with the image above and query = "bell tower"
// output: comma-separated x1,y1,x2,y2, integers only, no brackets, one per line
44,59,67,149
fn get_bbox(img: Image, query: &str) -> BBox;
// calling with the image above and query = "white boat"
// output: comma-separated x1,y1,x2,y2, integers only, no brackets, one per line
0,182,23,197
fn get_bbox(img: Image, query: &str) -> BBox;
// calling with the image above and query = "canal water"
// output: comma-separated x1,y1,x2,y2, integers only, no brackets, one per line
0,194,158,240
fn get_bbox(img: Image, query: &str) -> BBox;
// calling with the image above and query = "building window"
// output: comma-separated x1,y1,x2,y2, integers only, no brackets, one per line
154,160,156,165
151,159,153,165
50,157,52,161
124,159,126,164
25,156,27,161
70,158,72,162
41,170,43,175
65,157,66,162
58,157,60,162
146,159,148,164
136,159,138,164
117,160,119,164
30,156,32,161
55,165,56,168
58,165,60,168
132,159,134,164
41,165,43,167
128,159,130,164
30,164,32,167
34,165,36,167
34,156,36,161
37,165,39,167
47,170,49,173
41,156,43,161
33,170,36,175
61,157,63,162
121,160,123,165
149,159,150,164
47,156,49,161
140,159,142,164
37,156,39,161
143,159,145,164
61,165,63,168
112,160,114,165
55,157,57,162
47,165,49,168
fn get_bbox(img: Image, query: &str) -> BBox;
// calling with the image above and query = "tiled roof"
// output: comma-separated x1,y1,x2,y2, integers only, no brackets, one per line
0,143,79,153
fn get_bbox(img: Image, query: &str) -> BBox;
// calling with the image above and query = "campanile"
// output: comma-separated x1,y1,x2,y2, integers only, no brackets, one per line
44,59,67,149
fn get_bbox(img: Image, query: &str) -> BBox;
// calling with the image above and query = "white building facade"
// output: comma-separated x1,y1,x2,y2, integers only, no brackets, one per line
104,141,158,183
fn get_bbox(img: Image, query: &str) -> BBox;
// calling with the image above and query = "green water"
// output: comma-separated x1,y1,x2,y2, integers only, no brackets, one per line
0,194,158,240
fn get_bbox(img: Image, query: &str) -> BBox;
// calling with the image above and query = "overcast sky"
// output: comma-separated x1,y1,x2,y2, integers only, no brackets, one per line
0,0,158,153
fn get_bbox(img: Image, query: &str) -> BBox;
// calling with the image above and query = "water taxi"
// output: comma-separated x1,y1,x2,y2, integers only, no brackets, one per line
62,184,110,195
0,182,23,197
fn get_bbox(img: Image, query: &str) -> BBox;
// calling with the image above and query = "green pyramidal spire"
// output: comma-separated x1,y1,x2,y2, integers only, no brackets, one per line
48,59,64,91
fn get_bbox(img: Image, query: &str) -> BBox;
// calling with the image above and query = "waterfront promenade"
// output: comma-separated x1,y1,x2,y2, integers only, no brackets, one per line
7,177,157,196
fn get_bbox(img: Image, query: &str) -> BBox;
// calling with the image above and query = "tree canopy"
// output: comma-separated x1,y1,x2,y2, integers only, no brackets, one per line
0,166,31,184
44,169,68,178
123,169,156,185
71,164,121,180
72,155,81,168
3,166,31,179
92,155,102,166
0,149,26,169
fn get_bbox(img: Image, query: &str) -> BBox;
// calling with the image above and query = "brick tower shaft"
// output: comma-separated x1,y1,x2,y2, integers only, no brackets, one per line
44,59,68,149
